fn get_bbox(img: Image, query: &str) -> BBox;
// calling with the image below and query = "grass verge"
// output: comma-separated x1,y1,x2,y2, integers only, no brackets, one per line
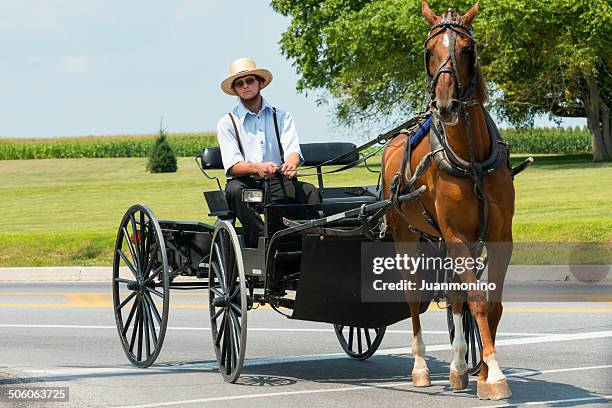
0,154,609,267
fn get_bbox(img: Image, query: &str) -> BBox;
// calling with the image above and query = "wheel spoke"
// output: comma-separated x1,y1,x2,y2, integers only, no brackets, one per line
229,301,242,317
143,265,162,286
117,290,138,311
136,297,144,361
139,212,147,276
143,299,158,348
215,312,227,346
142,295,151,358
123,227,140,277
229,308,242,336
364,328,372,349
357,328,363,354
144,286,164,299
228,284,240,301
348,327,354,350
210,286,224,298
211,307,224,321
213,244,227,291
227,263,239,297
114,277,135,285
121,298,139,337
220,313,228,369
142,241,159,280
117,249,138,278
229,316,238,373
225,316,233,375
143,291,162,325
129,213,142,272
211,261,226,293
129,301,142,353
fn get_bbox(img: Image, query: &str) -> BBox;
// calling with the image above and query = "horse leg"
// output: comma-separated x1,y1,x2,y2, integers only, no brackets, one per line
409,301,431,386
478,240,512,398
448,294,469,391
445,237,511,400
467,287,511,400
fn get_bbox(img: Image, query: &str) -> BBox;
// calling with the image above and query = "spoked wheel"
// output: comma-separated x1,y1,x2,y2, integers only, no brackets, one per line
334,325,386,360
208,221,248,383
112,204,169,368
447,303,483,375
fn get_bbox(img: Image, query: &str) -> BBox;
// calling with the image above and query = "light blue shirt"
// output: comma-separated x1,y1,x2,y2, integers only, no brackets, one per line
216,97,303,176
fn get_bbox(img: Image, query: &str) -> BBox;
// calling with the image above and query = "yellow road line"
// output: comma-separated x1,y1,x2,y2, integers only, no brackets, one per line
0,303,611,313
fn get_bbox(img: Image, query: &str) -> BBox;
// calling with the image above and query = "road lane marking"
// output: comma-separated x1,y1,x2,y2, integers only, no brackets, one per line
3,292,612,312
477,395,612,407
12,332,612,377
110,365,612,408
0,324,550,337
2,301,612,313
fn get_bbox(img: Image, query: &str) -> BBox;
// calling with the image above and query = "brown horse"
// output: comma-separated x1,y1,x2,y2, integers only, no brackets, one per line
382,1,515,400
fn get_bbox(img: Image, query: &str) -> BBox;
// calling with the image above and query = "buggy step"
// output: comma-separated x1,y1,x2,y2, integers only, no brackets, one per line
274,250,302,263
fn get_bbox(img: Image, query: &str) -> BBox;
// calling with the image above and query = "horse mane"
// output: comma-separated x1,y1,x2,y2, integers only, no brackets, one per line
474,62,487,102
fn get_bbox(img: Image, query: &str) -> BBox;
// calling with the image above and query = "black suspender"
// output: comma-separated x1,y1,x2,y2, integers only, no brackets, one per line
227,112,244,157
272,107,284,164
227,107,284,163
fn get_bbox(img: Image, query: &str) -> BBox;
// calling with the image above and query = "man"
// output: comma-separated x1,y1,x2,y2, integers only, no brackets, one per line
217,57,320,248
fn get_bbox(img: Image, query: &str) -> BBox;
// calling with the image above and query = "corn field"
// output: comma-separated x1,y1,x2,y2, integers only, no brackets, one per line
0,127,591,160
500,127,591,154
0,132,216,160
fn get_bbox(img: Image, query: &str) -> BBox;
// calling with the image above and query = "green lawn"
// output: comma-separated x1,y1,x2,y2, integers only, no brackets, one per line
0,154,610,266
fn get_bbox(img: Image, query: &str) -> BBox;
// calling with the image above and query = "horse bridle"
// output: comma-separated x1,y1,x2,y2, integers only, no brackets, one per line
424,9,479,105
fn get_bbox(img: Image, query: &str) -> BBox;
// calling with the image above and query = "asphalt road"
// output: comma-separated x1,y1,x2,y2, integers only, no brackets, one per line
1,282,611,407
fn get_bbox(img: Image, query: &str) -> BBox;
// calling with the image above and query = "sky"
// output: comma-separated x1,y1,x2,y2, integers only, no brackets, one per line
0,0,585,143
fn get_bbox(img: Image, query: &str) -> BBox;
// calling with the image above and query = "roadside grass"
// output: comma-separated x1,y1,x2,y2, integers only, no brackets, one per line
0,154,610,267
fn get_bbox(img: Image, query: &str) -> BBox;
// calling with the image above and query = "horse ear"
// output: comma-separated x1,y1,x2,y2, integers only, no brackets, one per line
462,1,479,25
422,1,440,25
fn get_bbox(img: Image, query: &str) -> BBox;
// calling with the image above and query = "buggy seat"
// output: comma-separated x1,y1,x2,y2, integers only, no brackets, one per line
200,143,378,204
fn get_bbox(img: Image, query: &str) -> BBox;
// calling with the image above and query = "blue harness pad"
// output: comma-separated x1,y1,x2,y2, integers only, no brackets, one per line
409,116,432,149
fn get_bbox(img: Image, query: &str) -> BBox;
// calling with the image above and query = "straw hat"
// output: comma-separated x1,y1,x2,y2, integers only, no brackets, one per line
220,58,273,96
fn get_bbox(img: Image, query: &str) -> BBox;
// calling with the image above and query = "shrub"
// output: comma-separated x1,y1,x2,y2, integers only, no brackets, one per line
146,128,177,173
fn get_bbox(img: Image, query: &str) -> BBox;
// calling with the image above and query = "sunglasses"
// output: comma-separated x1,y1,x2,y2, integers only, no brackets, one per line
233,77,257,89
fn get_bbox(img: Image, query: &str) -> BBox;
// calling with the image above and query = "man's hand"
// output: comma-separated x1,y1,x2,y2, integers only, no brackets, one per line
257,162,278,178
280,153,300,178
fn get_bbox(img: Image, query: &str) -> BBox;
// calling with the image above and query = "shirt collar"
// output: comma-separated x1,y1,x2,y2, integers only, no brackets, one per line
236,97,271,119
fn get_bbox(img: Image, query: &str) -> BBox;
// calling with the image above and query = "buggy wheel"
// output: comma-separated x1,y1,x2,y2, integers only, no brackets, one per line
112,204,169,368
334,325,386,360
208,221,248,383
447,303,483,375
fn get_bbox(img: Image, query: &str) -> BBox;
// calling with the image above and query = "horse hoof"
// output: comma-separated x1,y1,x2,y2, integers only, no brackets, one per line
412,370,431,387
477,380,489,400
487,379,512,400
449,369,469,391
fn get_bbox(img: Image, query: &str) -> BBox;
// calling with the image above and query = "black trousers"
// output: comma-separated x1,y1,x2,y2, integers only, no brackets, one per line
225,176,321,247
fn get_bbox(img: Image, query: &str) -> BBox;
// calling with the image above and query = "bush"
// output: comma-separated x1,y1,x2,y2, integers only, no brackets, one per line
146,128,177,173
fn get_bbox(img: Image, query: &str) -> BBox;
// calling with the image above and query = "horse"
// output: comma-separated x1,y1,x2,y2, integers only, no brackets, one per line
381,1,515,400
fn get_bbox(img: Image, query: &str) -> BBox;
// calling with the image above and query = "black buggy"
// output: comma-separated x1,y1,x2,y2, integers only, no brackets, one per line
112,137,485,383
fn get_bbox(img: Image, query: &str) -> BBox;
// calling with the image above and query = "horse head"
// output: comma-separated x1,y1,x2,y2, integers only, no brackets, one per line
422,1,481,125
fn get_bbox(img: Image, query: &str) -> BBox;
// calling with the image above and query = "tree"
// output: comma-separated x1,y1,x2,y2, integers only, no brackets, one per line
271,0,612,161
147,124,177,173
